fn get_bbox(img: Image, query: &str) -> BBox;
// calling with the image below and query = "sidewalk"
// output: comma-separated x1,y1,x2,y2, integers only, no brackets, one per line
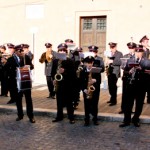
0,82,150,123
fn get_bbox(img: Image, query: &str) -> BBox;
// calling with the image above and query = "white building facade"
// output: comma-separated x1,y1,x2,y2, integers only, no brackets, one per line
0,0,149,83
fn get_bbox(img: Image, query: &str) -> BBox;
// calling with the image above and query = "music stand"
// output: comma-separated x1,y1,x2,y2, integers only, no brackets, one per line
56,53,67,60
120,58,129,68
90,67,102,73
128,63,139,67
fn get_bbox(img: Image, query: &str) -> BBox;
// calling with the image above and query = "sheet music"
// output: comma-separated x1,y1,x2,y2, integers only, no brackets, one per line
56,53,67,60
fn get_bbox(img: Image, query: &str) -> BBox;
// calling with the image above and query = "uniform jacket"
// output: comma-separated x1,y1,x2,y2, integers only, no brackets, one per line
124,56,148,85
122,53,135,80
51,57,76,91
143,48,150,59
110,50,123,78
5,54,33,80
39,51,56,76
80,66,101,92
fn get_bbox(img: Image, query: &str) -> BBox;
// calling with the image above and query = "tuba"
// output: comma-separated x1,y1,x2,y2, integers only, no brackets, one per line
86,71,95,99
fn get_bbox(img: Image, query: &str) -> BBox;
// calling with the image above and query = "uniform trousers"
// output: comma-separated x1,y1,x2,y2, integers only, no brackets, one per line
46,76,55,97
83,87,100,122
1,70,8,95
145,74,150,103
123,83,146,124
8,78,18,102
16,89,34,119
108,74,118,104
120,77,128,112
55,86,74,121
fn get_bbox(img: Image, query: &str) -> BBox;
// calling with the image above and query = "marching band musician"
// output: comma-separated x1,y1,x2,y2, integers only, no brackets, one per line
119,42,136,114
106,42,123,106
22,44,34,61
5,44,35,123
39,43,56,99
119,44,149,127
5,43,17,104
139,35,150,58
88,45,104,69
80,55,104,126
51,43,76,124
139,35,150,104
69,47,84,109
0,49,2,85
0,45,9,97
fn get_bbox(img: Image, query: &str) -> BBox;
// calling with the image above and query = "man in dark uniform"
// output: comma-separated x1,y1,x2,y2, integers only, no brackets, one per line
6,43,17,104
22,44,34,61
119,42,136,114
0,48,2,94
5,44,35,123
88,45,105,71
0,45,9,97
39,43,56,99
51,43,76,124
106,42,123,106
139,35,150,103
80,55,104,126
119,44,149,127
69,47,84,109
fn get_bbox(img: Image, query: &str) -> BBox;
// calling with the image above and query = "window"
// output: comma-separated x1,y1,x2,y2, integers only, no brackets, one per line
83,19,92,30
97,18,106,31
26,4,44,19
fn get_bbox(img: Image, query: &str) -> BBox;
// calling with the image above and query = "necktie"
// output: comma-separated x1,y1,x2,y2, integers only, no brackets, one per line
14,55,20,66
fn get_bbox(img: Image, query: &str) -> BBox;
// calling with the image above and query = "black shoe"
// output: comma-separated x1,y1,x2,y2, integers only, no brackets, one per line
4,95,8,97
119,123,130,127
29,118,36,123
93,121,99,125
47,96,51,98
107,101,112,103
70,120,75,124
133,122,140,127
73,104,78,110
109,103,116,106
7,100,15,104
16,117,23,121
52,118,63,122
51,96,56,99
84,121,90,126
118,110,124,114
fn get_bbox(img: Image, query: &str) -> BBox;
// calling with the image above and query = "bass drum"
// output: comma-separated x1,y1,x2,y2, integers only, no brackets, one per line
16,67,32,91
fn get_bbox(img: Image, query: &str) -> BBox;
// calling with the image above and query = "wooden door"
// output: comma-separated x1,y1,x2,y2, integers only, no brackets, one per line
80,16,106,58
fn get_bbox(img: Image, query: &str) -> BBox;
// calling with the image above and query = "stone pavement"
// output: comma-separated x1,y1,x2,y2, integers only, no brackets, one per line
0,82,150,123
0,110,150,150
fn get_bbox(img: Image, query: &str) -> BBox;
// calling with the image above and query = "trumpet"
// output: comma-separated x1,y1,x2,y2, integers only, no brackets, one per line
2,53,11,59
86,72,95,99
1,53,11,64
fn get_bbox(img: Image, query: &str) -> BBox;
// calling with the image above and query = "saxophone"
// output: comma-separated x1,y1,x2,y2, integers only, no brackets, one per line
86,71,95,99
76,65,83,78
54,60,63,92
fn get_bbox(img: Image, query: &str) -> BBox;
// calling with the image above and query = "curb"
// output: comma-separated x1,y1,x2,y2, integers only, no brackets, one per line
0,105,150,124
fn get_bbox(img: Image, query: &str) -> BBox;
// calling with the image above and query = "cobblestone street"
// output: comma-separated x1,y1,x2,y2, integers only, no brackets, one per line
0,110,150,150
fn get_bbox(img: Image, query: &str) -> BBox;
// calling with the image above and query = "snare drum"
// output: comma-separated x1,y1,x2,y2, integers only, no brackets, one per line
16,67,32,91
